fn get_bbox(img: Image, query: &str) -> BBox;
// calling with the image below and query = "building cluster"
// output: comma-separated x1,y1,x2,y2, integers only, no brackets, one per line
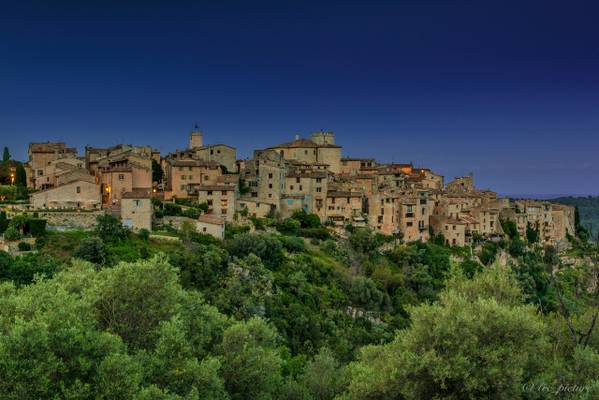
22,128,575,246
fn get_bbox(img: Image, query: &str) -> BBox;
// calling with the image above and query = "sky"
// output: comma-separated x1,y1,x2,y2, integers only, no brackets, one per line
1,0,598,195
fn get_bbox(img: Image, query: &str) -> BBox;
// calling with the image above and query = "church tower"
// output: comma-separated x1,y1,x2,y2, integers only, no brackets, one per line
189,124,203,149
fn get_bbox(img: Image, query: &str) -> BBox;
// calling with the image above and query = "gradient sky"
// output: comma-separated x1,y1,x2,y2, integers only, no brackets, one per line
1,0,598,195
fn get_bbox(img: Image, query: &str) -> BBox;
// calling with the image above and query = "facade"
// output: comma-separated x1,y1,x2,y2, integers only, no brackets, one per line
165,159,222,199
30,179,101,210
197,214,225,239
267,132,342,174
26,142,78,189
22,130,574,247
121,189,153,232
197,184,238,222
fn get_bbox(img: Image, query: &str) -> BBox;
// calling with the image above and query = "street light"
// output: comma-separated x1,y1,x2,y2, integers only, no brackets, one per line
9,173,14,185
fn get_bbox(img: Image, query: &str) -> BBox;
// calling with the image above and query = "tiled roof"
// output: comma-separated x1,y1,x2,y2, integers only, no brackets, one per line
327,191,363,198
122,188,152,199
169,159,220,168
198,214,225,225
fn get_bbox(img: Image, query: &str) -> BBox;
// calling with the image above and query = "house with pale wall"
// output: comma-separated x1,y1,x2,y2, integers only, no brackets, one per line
121,189,153,232
26,142,78,189
197,184,238,222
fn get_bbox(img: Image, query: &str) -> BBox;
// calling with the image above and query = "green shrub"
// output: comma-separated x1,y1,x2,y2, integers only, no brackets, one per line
301,227,330,240
182,208,200,219
163,202,182,216
277,218,300,235
138,228,150,241
95,215,128,242
25,218,46,237
74,236,107,265
17,242,32,251
279,236,306,253
3,225,21,241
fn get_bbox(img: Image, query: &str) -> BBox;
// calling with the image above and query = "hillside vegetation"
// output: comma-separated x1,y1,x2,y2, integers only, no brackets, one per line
0,213,598,399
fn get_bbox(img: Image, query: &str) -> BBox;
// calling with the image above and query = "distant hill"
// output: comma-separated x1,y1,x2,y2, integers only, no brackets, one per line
551,195,599,240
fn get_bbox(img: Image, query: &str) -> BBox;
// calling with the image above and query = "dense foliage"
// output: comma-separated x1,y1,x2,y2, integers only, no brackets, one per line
1,215,599,398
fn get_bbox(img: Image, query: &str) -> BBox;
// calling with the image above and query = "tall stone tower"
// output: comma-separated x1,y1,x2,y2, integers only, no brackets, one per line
311,130,335,145
189,124,203,149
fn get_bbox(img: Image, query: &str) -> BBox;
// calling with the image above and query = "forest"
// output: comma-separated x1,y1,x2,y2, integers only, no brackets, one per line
0,210,599,399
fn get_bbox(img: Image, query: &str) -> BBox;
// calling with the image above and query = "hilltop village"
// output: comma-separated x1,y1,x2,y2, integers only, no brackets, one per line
19,127,574,246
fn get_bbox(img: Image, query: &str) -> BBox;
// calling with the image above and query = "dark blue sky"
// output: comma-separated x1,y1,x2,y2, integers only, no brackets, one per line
1,0,598,195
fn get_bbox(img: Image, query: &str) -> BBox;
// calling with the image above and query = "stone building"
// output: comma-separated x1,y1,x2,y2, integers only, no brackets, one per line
197,214,225,240
30,177,101,210
97,154,152,207
340,157,376,175
326,190,363,226
267,132,342,174
121,189,153,232
26,142,78,189
164,159,222,200
197,184,238,222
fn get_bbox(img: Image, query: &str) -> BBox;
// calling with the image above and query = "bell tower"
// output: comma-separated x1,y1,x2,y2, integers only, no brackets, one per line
189,124,203,149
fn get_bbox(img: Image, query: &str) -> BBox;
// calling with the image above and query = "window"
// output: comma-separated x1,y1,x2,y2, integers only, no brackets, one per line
188,175,193,180
180,185,185,190
268,173,273,179
268,183,273,189
221,191,227,195
207,200,213,206
407,222,413,227
37,169,43,176
207,191,213,195
316,187,322,192
290,185,294,190
118,174,124,181
296,177,300,183
188,167,193,171
380,208,384,215
316,178,322,183
179,167,184,171
210,149,214,155
181,175,186,180
76,186,81,193
221,208,227,214
217,150,221,154
203,227,207,232
268,193,272,198
134,200,141,207
304,150,308,155
299,185,303,191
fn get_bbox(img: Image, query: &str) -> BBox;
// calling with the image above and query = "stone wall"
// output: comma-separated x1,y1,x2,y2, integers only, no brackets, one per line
37,210,104,230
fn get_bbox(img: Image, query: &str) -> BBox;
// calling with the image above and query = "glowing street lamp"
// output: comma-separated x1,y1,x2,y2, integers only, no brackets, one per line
10,173,14,185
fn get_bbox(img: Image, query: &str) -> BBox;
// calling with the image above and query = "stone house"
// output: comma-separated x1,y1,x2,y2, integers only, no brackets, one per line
267,132,342,174
30,178,101,210
197,214,225,240
197,184,238,222
165,159,221,199
326,190,363,226
26,142,78,189
121,189,153,232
